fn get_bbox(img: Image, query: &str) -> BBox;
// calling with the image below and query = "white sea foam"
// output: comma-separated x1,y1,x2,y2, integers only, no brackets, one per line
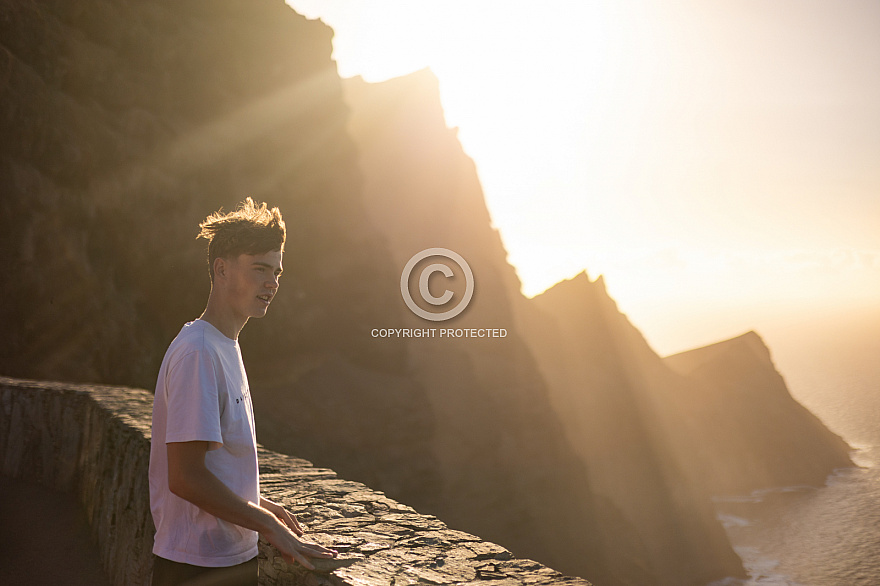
731,546,806,586
712,493,764,504
707,577,746,586
847,443,878,468
717,513,751,529
712,484,812,505
708,548,805,586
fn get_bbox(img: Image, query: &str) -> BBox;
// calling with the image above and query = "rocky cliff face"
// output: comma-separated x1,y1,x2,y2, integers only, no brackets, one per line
0,0,401,385
517,271,852,584
0,2,853,586
513,272,740,585
665,330,854,496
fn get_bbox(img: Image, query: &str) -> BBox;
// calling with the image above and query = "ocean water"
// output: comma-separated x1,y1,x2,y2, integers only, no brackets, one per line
708,313,880,586
711,447,880,586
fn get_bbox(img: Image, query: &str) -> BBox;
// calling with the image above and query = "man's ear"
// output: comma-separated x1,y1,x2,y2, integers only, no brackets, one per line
213,256,227,281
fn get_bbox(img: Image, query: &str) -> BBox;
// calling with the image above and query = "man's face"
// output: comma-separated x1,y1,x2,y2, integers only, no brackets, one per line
222,250,283,320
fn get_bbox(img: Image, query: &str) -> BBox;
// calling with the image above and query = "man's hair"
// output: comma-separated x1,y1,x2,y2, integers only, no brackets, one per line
197,197,286,281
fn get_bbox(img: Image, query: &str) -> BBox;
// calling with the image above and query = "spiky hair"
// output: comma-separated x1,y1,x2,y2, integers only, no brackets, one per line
197,197,286,281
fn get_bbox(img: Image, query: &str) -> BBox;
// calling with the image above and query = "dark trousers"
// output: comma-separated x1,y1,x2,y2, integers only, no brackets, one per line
151,555,258,586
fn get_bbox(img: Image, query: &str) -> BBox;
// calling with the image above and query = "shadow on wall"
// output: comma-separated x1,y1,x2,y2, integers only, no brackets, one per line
0,476,111,585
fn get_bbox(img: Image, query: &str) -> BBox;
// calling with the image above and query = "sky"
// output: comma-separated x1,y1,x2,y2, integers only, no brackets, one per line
285,0,880,356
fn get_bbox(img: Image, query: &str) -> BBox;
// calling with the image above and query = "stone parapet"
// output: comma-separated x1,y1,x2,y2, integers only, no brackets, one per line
0,377,590,585
0,376,155,585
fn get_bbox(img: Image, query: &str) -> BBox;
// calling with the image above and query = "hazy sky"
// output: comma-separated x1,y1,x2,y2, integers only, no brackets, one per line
286,0,880,355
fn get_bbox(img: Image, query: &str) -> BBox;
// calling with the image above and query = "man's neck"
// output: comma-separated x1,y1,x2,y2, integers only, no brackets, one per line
199,295,247,340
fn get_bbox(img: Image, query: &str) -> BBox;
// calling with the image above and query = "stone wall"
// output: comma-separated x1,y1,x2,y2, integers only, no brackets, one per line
0,377,154,584
0,377,591,586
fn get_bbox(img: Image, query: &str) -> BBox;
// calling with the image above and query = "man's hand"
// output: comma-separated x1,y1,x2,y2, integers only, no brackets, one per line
260,497,337,569
261,497,304,536
264,521,338,571
167,442,337,570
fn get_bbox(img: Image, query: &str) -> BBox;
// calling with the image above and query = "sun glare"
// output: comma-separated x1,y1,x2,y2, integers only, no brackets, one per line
286,0,880,354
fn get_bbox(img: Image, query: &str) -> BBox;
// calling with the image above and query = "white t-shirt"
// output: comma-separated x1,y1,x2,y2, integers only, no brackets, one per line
149,319,260,567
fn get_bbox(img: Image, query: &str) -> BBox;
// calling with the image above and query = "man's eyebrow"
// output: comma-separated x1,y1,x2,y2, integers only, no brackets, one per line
252,261,283,273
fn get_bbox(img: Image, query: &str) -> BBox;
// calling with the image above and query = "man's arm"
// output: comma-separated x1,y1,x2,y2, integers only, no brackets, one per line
167,441,336,570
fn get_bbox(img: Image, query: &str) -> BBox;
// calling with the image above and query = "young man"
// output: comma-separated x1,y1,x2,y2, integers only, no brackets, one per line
149,198,336,585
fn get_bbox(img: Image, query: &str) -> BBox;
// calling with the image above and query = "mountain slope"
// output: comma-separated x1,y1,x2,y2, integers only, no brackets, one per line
665,331,854,496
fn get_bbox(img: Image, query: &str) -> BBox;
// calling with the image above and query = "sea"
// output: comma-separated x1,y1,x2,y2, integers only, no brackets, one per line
708,310,880,586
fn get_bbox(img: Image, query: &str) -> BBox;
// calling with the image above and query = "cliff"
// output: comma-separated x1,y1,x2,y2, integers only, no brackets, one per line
665,331,854,496
517,271,852,582
516,271,745,585
0,0,403,386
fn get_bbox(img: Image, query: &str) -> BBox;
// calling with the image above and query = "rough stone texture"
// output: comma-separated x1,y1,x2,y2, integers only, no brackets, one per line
0,376,591,586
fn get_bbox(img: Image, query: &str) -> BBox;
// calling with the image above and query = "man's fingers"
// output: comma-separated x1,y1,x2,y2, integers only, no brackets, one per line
276,508,304,536
289,515,304,535
286,515,304,536
286,550,315,571
300,542,337,558
272,507,303,537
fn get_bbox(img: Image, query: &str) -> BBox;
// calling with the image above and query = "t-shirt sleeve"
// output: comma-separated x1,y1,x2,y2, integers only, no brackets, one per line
164,349,224,446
